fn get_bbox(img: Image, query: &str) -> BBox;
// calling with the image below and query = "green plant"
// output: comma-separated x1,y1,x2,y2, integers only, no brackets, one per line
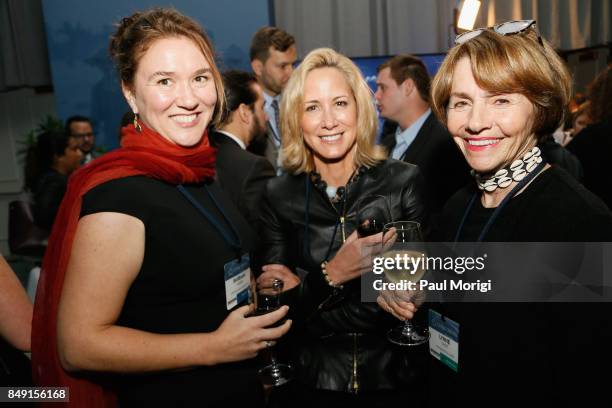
17,115,65,161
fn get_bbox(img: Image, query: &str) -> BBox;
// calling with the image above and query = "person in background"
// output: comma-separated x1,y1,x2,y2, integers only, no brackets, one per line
375,54,470,213
429,20,612,407
32,8,290,407
24,129,82,232
258,48,429,407
249,26,298,171
210,70,275,229
66,115,99,164
570,101,592,138
567,64,612,209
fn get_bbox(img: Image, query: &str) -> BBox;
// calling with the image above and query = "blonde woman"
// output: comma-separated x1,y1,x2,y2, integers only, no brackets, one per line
257,48,428,406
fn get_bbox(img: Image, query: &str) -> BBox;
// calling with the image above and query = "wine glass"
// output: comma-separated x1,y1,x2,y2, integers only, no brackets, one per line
255,278,294,386
381,221,429,346
356,194,392,237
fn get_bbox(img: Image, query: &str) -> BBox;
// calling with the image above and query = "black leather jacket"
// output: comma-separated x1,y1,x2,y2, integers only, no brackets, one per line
258,159,429,392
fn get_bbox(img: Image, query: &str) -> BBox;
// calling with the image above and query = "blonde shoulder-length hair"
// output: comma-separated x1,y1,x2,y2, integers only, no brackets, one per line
280,48,386,174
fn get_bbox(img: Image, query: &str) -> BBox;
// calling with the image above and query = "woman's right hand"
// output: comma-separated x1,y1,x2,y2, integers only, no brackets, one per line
258,264,301,292
325,230,390,286
209,304,292,364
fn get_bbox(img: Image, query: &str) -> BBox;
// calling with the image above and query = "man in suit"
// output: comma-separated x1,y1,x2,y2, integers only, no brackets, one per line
375,55,470,212
66,115,101,164
211,70,275,228
249,27,297,172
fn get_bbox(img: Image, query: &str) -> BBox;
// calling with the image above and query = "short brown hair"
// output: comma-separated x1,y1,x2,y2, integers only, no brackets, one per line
378,55,431,103
280,48,386,174
431,29,571,140
250,26,295,63
109,8,225,125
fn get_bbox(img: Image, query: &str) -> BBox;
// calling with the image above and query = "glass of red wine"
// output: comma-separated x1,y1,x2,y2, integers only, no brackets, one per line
255,278,293,386
356,194,392,237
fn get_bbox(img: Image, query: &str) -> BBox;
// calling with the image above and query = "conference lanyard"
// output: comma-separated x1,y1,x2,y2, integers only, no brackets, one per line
304,176,345,263
453,161,546,243
177,184,243,256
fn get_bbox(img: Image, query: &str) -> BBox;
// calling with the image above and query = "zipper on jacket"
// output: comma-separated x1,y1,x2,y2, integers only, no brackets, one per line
348,333,360,394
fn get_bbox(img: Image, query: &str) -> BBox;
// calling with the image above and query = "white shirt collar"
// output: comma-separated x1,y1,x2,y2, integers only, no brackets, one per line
262,91,278,106
391,109,431,160
217,130,246,150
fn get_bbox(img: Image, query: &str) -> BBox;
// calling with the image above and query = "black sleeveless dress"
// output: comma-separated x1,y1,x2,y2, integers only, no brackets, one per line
81,176,263,407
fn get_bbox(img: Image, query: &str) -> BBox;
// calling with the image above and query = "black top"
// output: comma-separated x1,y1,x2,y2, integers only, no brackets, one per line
259,160,429,392
539,134,583,181
210,130,275,230
33,170,67,232
566,118,612,210
429,166,612,407
438,166,612,242
80,176,262,407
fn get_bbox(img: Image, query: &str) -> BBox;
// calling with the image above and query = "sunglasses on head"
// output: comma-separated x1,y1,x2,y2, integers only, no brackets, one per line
455,19,543,46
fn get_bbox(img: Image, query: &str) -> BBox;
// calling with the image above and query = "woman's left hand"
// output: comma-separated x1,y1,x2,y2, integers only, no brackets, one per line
258,264,301,292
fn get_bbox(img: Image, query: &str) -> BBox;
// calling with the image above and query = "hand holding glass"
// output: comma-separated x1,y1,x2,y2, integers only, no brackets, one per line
381,221,429,346
254,278,294,386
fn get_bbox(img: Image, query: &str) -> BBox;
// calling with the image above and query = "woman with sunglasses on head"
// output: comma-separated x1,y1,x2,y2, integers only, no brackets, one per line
429,20,612,407
32,8,291,407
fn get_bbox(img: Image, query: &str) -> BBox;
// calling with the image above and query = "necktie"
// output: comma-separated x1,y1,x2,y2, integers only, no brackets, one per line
270,98,281,142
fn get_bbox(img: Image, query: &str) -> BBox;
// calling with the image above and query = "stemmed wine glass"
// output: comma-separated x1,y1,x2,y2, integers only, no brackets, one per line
255,278,293,386
356,194,392,237
381,221,429,346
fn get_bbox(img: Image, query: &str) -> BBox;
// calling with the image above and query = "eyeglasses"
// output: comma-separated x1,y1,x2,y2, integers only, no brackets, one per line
455,19,543,46
71,132,95,139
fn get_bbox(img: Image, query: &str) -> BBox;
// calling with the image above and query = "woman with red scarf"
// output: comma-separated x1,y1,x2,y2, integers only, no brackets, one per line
31,8,291,407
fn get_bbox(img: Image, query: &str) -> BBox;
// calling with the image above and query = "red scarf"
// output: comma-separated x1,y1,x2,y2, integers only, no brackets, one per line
31,123,216,407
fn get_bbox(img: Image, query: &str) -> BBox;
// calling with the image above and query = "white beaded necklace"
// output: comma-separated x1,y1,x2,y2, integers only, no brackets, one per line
472,146,543,192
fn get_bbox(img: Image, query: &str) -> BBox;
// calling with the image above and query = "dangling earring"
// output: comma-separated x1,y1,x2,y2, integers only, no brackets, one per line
133,113,142,132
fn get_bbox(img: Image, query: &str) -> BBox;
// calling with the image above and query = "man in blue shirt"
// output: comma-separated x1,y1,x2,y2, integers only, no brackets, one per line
249,27,298,173
375,55,469,212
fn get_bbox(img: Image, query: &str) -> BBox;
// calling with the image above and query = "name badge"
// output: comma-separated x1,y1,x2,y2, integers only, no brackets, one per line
429,309,460,372
224,254,252,310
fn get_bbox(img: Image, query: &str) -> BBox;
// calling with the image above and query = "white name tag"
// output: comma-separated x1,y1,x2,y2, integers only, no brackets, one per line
429,309,460,372
224,255,252,310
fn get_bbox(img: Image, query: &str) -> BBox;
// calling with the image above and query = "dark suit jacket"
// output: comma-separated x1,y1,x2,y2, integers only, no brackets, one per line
247,123,280,172
567,118,612,210
210,131,276,229
381,112,471,212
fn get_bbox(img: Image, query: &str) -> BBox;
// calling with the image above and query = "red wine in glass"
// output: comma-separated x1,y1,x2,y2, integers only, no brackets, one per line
356,195,391,237
357,218,384,237
254,278,293,386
